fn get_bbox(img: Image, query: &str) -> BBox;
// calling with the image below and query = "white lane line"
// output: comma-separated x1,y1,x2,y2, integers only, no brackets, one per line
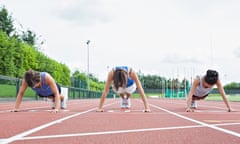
0,106,50,113
0,99,100,113
1,102,116,144
149,103,240,138
20,125,204,140
18,122,240,140
157,100,227,110
194,110,227,113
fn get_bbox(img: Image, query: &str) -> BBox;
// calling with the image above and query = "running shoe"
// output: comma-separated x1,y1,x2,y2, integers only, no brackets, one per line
191,100,197,109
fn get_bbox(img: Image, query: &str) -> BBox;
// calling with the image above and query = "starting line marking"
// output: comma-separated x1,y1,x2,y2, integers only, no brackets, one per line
0,106,50,113
204,120,240,123
194,110,228,113
106,109,144,113
26,109,70,112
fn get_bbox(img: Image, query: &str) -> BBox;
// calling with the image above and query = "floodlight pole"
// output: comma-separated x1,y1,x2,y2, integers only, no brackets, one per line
86,40,90,90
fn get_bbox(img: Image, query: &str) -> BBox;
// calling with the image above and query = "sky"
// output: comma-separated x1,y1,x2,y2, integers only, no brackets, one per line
1,0,240,84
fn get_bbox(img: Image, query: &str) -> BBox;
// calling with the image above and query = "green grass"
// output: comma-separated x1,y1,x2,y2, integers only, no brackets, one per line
0,84,16,97
132,92,240,102
205,94,240,102
0,84,36,98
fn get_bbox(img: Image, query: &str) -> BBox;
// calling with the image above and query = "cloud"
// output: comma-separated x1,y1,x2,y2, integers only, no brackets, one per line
52,0,113,26
162,54,201,64
233,47,240,58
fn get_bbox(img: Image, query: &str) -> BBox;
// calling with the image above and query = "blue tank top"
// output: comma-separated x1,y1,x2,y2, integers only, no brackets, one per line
113,66,134,87
31,72,54,96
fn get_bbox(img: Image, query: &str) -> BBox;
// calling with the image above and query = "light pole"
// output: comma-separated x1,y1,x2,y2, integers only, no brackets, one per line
86,40,90,90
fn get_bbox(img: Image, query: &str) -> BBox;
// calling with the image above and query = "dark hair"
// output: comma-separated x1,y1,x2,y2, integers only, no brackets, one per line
205,69,218,85
24,70,41,87
113,69,127,90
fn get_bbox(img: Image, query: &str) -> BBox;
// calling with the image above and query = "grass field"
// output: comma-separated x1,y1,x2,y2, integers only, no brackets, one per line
0,84,35,98
206,94,240,102
133,93,240,102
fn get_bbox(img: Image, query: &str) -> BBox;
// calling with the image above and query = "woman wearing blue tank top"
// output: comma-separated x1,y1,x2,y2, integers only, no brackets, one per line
186,69,232,112
11,70,67,113
96,66,151,112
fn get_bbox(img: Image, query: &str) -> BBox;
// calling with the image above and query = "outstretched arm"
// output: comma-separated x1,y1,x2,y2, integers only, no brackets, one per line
186,77,199,112
130,70,151,112
216,80,232,112
12,79,28,112
45,73,61,112
96,71,113,112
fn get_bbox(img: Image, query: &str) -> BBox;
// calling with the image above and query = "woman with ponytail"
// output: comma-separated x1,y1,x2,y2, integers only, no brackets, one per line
12,70,67,113
96,66,151,112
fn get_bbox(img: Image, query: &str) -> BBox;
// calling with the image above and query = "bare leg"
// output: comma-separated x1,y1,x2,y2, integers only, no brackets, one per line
191,96,206,109
125,93,131,108
120,93,126,108
119,93,125,99
126,93,131,99
49,95,66,109
60,95,64,101
48,95,64,101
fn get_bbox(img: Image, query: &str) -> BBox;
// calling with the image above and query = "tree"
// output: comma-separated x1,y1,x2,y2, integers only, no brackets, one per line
224,82,240,89
21,29,44,49
0,31,16,76
21,30,36,46
72,70,87,88
0,7,15,36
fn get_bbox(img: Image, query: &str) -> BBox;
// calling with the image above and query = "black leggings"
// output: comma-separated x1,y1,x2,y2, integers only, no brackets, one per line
192,94,208,100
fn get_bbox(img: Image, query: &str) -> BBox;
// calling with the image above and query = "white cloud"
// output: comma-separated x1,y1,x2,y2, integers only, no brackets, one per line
234,47,240,58
51,0,113,26
162,54,201,64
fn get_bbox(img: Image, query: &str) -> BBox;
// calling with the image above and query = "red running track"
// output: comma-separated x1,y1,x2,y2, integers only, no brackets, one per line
0,98,240,144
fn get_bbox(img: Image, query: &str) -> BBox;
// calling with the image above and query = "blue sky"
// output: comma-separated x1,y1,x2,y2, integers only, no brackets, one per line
1,0,240,84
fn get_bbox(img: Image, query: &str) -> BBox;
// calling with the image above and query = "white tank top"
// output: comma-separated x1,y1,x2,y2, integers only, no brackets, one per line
194,75,213,97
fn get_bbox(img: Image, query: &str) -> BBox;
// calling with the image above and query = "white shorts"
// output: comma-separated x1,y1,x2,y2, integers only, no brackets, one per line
113,83,136,94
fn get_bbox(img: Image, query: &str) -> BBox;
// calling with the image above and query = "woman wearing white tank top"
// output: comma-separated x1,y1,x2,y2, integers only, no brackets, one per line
186,69,232,112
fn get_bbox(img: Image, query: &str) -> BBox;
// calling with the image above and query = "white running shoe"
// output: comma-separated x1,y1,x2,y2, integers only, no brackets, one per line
61,96,68,109
191,100,197,109
120,98,126,108
120,98,131,108
52,101,55,109
126,98,131,108
51,96,67,109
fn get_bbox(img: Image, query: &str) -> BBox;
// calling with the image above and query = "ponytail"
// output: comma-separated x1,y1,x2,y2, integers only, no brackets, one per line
113,69,127,90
